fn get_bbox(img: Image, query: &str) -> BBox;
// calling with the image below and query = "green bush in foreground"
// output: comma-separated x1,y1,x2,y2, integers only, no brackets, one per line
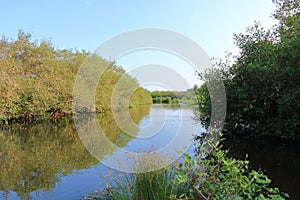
175,134,288,199
87,133,288,200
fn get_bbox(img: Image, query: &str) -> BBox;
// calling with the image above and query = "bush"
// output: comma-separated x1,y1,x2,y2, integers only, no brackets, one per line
196,0,300,139
86,132,288,200
175,132,288,199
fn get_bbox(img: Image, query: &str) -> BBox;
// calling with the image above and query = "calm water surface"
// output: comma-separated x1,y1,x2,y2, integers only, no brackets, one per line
0,104,299,199
222,136,300,200
0,104,201,200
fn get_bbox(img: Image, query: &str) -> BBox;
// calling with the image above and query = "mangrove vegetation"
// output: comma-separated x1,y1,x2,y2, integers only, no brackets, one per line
0,31,152,125
0,0,299,199
196,0,300,140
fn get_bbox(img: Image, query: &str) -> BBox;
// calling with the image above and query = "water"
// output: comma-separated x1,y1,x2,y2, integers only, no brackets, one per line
0,104,299,199
222,136,300,200
0,104,202,200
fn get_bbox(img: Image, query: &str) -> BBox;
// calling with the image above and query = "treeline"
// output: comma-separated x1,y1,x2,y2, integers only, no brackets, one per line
0,30,152,125
197,0,300,140
151,87,198,105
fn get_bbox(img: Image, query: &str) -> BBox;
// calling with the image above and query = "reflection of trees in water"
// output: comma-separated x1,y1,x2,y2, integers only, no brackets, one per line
0,123,96,200
130,104,152,124
0,104,151,200
221,136,300,200
0,124,97,199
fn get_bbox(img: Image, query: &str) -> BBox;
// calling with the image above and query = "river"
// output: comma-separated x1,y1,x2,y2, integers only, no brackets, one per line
0,104,299,199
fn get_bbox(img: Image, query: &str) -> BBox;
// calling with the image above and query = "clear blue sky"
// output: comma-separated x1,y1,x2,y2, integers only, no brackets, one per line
1,0,278,90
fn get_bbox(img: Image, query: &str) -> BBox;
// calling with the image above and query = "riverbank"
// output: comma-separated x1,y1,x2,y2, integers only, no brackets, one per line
0,31,152,127
85,133,289,200
1,104,297,199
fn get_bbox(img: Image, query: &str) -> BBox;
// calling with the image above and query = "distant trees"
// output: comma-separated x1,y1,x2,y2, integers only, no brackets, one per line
196,0,300,139
151,90,177,104
0,30,152,125
151,88,198,105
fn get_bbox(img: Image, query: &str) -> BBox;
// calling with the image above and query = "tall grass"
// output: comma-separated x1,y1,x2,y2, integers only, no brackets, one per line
87,133,288,200
96,151,177,200
101,167,176,200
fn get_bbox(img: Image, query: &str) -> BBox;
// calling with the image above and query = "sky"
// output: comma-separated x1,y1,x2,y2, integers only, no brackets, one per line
0,0,278,90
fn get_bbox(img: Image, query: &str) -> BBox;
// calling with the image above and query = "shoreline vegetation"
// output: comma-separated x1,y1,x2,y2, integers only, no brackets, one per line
0,30,152,126
85,133,288,200
195,0,299,140
84,0,297,199
0,0,298,199
150,88,198,105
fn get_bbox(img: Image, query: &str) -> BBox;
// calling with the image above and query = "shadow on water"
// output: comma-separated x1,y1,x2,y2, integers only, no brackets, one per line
0,104,151,200
222,136,300,200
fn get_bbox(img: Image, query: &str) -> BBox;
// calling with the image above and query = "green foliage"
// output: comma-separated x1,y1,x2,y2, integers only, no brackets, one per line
196,0,300,139
151,87,198,105
96,168,176,200
89,132,287,200
0,30,79,123
0,30,152,126
174,132,288,200
89,152,177,200
130,87,153,107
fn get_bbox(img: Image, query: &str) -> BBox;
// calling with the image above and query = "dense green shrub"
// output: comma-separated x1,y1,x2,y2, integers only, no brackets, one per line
196,0,300,139
175,133,288,200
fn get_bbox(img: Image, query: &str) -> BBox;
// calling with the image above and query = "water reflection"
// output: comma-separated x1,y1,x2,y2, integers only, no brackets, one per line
101,104,201,172
0,123,97,200
0,104,151,200
222,136,300,200
2,104,299,200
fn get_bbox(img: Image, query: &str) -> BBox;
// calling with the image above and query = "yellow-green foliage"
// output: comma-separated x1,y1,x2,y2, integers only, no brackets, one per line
0,30,152,124
0,103,151,199
0,123,98,199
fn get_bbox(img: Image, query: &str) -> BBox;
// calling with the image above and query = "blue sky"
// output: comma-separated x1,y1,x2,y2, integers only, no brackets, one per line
1,0,278,90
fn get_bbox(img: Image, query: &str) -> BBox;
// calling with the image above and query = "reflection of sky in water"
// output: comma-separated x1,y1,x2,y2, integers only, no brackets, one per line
43,104,203,199
101,104,204,172
123,104,202,152
2,105,297,199
0,104,203,200
138,115,152,128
